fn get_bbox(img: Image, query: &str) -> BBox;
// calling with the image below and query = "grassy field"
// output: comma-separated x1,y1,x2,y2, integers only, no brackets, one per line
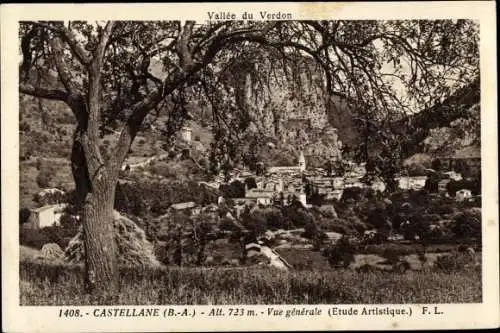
20,261,481,305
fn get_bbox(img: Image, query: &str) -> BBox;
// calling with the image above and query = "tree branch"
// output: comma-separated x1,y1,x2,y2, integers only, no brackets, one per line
93,21,115,63
26,21,91,65
85,21,115,175
50,37,83,96
177,21,195,71
19,83,68,102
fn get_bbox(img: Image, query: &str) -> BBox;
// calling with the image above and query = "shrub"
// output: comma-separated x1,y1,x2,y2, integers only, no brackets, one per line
220,180,245,198
393,260,411,273
435,252,477,273
431,158,442,171
303,221,320,239
19,208,31,225
168,150,177,158
318,205,337,218
432,203,455,215
366,207,389,229
20,225,75,250
352,221,368,234
194,135,201,142
262,208,286,230
34,189,66,206
241,209,267,238
287,207,314,229
424,173,440,193
400,214,430,241
36,172,52,188
382,247,401,265
452,208,481,241
330,225,349,235
342,187,364,202
323,236,356,268
244,177,257,190
407,163,427,177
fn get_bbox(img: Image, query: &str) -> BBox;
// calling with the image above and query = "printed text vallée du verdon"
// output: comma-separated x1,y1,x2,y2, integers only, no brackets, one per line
207,11,293,21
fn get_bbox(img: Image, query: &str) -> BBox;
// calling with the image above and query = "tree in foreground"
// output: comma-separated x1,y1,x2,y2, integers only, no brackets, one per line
19,20,478,295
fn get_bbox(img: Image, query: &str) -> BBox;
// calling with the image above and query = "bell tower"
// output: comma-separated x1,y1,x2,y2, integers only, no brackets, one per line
298,151,306,172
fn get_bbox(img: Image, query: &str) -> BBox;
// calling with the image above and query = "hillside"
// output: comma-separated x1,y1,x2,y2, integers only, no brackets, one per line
397,79,480,159
19,56,480,209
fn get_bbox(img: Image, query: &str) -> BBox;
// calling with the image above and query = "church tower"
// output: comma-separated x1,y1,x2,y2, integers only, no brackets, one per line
298,151,306,172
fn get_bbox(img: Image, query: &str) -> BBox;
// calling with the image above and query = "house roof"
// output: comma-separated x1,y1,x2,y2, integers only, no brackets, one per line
170,202,197,210
37,188,65,196
267,166,301,173
31,203,67,213
245,190,275,199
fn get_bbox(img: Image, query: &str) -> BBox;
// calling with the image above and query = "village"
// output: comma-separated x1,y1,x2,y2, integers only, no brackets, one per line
23,122,481,236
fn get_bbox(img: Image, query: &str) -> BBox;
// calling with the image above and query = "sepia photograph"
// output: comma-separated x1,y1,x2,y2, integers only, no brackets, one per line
2,2,498,332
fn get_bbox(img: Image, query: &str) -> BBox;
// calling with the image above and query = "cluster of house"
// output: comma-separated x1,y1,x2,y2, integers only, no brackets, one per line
24,142,481,230
222,152,386,207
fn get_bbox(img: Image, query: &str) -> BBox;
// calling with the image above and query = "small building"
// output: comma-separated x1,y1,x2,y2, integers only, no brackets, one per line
267,166,302,175
325,189,343,201
297,193,307,207
396,176,428,190
27,204,67,229
456,189,472,202
324,232,343,244
264,179,284,192
343,177,364,188
443,171,463,181
180,126,192,144
245,189,275,206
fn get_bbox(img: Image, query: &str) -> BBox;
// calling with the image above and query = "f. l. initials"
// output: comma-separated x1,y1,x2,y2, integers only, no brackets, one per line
422,306,443,315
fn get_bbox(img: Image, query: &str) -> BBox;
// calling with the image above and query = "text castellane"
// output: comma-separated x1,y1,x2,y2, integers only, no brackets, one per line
207,11,293,20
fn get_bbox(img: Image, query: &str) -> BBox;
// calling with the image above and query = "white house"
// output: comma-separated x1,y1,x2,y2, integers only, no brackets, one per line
27,203,67,229
180,126,192,144
325,189,343,201
443,171,463,181
169,201,200,215
396,176,428,190
245,189,275,206
456,189,472,202
297,193,307,207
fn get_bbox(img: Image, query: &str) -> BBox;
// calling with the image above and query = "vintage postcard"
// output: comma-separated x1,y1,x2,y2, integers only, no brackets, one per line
1,1,498,332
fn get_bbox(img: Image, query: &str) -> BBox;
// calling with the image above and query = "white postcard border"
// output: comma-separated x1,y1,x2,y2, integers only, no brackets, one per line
1,2,498,332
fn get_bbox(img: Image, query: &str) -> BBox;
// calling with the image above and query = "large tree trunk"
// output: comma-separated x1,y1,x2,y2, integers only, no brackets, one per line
71,130,120,296
82,175,119,295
